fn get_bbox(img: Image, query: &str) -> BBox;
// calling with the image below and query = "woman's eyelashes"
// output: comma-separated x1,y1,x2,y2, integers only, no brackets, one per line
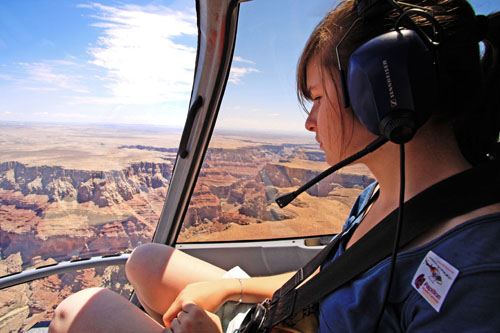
309,96,321,112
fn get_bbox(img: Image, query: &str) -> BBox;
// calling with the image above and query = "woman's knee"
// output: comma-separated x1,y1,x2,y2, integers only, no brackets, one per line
50,287,111,332
126,243,174,286
50,287,164,333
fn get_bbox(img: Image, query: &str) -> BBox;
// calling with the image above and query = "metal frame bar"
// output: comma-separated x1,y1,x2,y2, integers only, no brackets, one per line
152,0,243,247
0,254,129,290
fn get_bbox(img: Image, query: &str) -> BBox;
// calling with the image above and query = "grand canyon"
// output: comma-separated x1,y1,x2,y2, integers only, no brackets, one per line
0,123,373,331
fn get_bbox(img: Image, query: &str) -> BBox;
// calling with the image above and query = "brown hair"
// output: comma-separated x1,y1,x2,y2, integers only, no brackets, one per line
297,0,500,164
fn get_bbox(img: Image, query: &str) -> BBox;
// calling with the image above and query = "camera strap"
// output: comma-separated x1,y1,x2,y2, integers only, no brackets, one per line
259,160,500,331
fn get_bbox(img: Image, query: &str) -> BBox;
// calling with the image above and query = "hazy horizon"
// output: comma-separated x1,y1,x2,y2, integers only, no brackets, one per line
0,119,314,137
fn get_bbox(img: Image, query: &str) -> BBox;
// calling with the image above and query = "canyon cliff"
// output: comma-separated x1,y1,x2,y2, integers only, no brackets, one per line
0,161,171,207
0,142,374,331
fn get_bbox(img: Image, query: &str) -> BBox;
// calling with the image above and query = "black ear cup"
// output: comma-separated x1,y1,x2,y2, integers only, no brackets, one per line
346,29,438,143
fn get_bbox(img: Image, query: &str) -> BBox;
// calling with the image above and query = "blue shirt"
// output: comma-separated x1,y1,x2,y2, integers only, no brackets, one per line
318,183,500,332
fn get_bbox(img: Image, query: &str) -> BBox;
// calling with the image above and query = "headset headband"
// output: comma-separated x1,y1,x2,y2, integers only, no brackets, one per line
356,0,392,20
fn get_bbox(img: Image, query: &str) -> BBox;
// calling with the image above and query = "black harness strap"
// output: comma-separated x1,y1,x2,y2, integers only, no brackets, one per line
276,189,379,299
263,161,500,330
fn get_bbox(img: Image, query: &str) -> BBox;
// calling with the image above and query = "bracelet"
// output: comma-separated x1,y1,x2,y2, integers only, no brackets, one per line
237,278,243,304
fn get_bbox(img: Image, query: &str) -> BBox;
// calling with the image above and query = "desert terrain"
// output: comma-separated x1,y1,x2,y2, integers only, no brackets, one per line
0,122,373,331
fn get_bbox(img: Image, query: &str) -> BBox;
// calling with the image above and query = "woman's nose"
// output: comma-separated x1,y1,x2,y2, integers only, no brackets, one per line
305,106,317,132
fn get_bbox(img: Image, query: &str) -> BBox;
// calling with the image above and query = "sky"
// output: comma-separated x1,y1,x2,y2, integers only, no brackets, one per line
0,0,498,133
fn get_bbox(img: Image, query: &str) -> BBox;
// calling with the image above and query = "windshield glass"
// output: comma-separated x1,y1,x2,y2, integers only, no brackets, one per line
177,0,375,242
1,0,195,269
0,0,195,330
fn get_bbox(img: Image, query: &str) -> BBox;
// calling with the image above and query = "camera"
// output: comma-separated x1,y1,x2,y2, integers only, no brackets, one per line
237,299,271,333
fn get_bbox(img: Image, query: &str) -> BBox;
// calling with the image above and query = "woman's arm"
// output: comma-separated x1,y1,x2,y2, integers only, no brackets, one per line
230,271,296,303
162,271,295,327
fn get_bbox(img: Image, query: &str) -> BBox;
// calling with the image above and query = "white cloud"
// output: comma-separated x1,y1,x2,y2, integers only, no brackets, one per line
0,60,88,94
228,67,259,85
0,73,12,80
51,112,89,119
2,2,201,126
233,56,255,65
12,61,89,93
229,56,258,84
81,2,198,104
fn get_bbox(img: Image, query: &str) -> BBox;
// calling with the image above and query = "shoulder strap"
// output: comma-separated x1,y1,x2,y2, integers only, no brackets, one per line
264,161,500,330
275,187,379,300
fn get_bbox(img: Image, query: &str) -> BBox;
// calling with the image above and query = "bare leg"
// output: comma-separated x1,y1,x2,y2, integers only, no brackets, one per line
49,287,165,333
125,243,227,322
136,293,164,323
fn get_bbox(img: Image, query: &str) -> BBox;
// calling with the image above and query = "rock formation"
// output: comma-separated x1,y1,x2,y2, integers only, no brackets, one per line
0,161,171,207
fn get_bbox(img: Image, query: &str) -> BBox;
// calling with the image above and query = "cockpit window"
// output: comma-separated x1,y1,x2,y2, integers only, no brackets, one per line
177,0,374,243
0,1,195,329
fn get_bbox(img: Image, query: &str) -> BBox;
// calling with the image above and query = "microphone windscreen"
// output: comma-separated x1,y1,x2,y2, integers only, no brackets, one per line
275,192,298,208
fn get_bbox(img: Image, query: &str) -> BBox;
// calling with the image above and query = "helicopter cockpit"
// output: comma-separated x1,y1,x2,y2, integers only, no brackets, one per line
0,0,496,331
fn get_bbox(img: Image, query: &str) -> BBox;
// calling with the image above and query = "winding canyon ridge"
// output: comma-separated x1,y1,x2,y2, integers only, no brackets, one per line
0,122,373,331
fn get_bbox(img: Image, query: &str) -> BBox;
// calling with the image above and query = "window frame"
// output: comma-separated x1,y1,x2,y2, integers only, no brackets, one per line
152,0,243,246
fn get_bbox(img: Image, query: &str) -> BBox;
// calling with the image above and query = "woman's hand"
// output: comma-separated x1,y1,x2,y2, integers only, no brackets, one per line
163,279,235,327
169,302,222,333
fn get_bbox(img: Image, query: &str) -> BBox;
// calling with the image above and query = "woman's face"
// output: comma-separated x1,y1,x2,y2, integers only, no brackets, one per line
305,58,375,165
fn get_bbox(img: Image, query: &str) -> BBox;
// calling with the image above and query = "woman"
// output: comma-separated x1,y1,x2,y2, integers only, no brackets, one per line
49,0,500,332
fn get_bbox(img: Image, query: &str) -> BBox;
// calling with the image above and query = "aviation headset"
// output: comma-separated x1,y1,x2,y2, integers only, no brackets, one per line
341,0,442,144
